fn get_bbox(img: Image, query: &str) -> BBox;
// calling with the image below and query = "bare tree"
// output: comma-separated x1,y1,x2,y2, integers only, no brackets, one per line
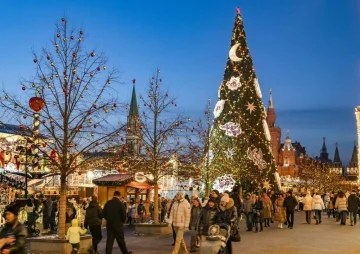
298,156,346,192
0,18,125,238
130,69,189,224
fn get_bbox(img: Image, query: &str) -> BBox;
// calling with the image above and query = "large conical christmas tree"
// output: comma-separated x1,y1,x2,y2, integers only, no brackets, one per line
210,8,279,192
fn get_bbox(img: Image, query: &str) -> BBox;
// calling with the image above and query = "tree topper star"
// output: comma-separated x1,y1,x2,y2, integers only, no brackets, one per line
246,102,256,114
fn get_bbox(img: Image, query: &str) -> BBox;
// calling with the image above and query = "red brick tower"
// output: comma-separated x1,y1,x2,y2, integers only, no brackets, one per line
266,89,281,164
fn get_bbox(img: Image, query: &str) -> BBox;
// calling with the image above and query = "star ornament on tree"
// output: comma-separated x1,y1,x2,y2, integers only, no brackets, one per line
246,102,256,114
263,179,272,191
219,122,241,137
224,148,236,160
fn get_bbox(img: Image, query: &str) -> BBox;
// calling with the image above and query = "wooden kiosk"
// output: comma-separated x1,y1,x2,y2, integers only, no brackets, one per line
93,172,153,213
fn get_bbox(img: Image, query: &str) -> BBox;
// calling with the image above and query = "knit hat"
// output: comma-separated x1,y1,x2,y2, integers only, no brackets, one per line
221,193,230,203
4,203,20,216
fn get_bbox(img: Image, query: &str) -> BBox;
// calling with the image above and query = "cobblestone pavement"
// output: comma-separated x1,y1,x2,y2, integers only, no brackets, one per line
97,212,360,254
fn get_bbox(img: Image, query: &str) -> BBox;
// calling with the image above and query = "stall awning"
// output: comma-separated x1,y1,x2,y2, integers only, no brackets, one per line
92,173,133,186
127,181,153,189
27,179,44,187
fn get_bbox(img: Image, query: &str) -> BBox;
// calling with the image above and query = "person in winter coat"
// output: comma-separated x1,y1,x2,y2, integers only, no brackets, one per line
262,193,272,227
25,198,36,232
303,191,313,224
103,191,132,254
66,218,87,254
66,201,77,233
189,198,201,252
335,191,348,225
230,185,242,219
252,195,264,232
168,197,177,246
84,196,103,254
242,193,254,231
169,191,191,254
312,193,325,224
137,200,146,223
127,199,136,225
328,194,335,218
42,197,52,234
0,203,27,254
196,199,218,239
216,193,237,254
283,190,298,229
347,190,360,226
274,194,286,228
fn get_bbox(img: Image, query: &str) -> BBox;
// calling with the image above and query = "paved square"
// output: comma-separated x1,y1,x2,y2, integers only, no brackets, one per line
97,212,360,254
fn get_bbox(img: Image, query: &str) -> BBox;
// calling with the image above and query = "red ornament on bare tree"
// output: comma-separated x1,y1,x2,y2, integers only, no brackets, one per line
29,97,45,112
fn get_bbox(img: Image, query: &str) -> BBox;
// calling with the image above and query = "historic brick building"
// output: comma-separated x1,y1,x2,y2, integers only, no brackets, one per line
266,89,306,177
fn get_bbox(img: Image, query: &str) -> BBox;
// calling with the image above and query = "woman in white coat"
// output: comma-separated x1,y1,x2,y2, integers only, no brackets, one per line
312,193,325,224
302,191,313,224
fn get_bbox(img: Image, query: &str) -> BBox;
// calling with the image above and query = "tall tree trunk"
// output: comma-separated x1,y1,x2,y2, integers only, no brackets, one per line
153,183,159,224
58,174,67,238
205,181,210,197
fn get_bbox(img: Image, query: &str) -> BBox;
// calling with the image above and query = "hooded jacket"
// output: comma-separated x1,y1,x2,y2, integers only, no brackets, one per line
312,195,325,210
169,198,191,228
217,198,237,226
84,201,103,228
66,219,87,244
302,193,313,211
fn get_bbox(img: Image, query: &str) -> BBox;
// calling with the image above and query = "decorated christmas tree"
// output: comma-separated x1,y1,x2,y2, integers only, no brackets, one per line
210,8,279,192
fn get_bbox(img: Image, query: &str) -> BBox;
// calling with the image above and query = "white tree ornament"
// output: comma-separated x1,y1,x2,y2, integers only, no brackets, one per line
219,122,241,137
213,174,235,193
247,147,267,170
213,100,225,118
262,119,271,141
224,148,236,160
226,76,241,91
253,78,262,98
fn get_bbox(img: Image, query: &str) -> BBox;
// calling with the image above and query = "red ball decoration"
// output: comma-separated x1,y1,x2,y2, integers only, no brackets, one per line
72,52,77,58
29,97,45,112
79,30,83,35
97,67,100,71
22,86,26,91
61,18,66,22
90,52,95,57
33,59,38,63
56,34,60,38
70,36,74,40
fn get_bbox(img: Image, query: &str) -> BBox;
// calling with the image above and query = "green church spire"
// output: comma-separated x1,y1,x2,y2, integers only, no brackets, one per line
129,79,138,116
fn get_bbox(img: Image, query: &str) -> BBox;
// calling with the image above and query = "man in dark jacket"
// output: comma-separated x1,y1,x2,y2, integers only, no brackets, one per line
0,203,27,254
85,196,103,254
347,190,360,226
103,191,132,254
283,190,298,229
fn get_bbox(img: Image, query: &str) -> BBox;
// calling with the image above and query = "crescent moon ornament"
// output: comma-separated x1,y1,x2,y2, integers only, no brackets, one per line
229,43,242,62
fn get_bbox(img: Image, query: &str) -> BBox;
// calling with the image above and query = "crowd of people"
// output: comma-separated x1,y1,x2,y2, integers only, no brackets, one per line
0,187,359,253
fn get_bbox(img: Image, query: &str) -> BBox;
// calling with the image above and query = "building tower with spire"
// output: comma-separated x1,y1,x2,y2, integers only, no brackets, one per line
318,137,331,163
266,88,281,163
329,142,343,175
126,81,142,155
346,142,358,180
266,90,306,177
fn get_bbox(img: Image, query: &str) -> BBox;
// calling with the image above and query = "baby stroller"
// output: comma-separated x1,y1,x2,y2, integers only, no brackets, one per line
25,212,40,236
199,223,232,254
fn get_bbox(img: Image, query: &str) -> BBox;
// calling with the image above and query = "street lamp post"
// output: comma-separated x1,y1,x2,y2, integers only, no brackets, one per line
355,106,360,180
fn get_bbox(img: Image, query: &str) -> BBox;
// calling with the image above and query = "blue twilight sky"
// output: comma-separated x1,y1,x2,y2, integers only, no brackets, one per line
0,0,359,163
